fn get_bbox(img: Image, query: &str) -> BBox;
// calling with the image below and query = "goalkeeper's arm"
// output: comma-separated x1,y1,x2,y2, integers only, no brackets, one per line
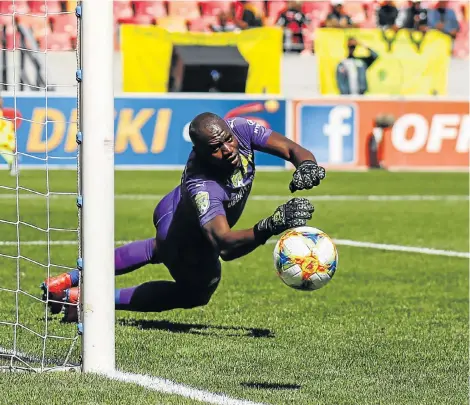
202,198,314,262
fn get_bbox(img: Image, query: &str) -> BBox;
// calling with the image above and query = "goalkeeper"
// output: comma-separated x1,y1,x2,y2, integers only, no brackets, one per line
42,113,325,321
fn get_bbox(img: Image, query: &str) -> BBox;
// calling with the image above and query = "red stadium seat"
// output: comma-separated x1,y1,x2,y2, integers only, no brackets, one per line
38,32,72,51
0,14,14,27
156,16,188,32
453,32,469,58
28,1,61,15
113,0,133,20
188,17,210,31
16,15,52,38
343,2,367,25
117,14,156,25
49,14,77,34
133,1,167,18
4,27,21,51
200,1,233,16
0,0,29,14
168,1,200,19
268,1,287,20
301,1,330,21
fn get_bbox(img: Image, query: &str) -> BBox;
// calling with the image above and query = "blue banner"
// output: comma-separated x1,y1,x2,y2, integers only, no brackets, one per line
3,96,286,167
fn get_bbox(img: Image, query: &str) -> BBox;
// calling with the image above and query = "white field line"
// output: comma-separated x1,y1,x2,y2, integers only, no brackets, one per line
0,345,267,405
1,239,468,259
104,370,268,405
0,194,468,202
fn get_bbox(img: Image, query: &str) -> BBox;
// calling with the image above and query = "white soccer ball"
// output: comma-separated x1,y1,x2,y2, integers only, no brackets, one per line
273,226,338,291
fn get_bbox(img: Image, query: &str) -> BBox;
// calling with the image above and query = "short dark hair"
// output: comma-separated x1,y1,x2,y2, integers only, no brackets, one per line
188,112,223,143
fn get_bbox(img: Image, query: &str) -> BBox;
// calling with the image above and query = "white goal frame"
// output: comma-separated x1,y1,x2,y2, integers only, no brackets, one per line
79,0,115,373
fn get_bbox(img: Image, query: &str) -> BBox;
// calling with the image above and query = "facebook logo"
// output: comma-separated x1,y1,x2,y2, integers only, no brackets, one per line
299,104,356,164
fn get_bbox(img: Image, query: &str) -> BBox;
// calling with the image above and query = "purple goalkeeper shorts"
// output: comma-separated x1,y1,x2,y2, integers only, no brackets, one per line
152,187,221,288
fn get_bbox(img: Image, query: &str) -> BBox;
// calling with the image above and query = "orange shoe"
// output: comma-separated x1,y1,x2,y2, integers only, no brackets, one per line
62,287,79,323
40,273,73,314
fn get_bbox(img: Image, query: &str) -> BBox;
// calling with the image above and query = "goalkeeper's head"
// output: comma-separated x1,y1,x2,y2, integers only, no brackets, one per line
188,112,242,172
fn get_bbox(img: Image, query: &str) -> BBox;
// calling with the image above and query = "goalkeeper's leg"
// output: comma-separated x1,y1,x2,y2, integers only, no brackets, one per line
41,238,159,313
62,260,221,321
114,260,221,312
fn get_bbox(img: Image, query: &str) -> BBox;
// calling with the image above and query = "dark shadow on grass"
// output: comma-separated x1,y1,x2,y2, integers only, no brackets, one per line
241,382,301,390
117,318,275,338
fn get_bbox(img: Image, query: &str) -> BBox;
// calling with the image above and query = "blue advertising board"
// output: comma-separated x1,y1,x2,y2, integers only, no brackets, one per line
296,103,357,165
3,95,286,168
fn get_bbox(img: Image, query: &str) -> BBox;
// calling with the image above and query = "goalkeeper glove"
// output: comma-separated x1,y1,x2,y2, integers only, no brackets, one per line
289,160,326,193
254,197,314,244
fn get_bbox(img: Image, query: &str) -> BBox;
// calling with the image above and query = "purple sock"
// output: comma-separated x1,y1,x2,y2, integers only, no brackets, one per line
115,286,137,306
115,239,156,276
67,269,80,287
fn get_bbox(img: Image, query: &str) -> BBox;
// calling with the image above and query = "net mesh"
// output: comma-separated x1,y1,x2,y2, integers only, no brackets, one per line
0,0,81,371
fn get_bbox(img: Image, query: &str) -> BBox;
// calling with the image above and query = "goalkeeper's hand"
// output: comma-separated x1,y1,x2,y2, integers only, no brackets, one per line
289,160,326,193
254,198,314,243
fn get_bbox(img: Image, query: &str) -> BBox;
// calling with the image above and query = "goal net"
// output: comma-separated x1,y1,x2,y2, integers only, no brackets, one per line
0,0,115,373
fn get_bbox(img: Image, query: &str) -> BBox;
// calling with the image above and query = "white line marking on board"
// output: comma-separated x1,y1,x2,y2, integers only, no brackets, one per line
0,194,468,201
1,239,468,259
104,370,269,405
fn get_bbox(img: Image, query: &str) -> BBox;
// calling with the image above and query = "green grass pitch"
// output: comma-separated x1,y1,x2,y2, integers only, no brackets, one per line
0,170,468,405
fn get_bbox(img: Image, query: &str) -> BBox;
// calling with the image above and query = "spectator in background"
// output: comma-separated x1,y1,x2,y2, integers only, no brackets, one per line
377,1,399,29
210,11,239,32
336,38,379,95
276,1,309,53
428,1,459,39
232,1,264,29
0,97,18,176
396,0,428,31
324,0,356,28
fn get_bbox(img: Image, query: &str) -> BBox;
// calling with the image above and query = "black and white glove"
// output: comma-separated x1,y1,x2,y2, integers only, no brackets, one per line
254,198,314,244
289,160,326,193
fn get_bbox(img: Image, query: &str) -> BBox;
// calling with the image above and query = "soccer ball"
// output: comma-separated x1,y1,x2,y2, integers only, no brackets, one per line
273,226,338,291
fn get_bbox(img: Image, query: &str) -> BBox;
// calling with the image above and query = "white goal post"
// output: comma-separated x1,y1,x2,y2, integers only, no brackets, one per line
79,0,115,373
0,0,115,373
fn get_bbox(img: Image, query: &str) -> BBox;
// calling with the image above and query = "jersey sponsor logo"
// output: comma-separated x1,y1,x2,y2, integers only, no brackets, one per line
228,183,252,208
194,191,210,216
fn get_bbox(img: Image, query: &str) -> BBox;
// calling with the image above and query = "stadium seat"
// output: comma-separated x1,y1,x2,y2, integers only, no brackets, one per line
117,14,156,25
133,1,167,18
0,15,13,28
168,1,200,19
301,1,330,22
16,15,52,39
28,1,62,15
267,1,287,21
113,1,133,20
0,0,29,14
187,17,210,32
49,14,77,35
156,16,188,32
200,1,233,17
38,32,72,51
4,27,21,51
343,2,367,25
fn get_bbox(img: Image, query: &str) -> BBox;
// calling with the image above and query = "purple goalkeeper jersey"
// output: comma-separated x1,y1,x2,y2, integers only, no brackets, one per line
153,117,272,266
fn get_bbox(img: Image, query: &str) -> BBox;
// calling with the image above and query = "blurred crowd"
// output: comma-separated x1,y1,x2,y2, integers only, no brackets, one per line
0,1,467,57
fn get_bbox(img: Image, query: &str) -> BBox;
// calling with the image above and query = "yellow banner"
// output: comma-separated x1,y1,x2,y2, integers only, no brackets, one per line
120,26,283,94
315,28,452,96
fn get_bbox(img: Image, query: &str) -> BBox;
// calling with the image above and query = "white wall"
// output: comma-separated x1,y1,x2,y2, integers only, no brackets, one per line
3,50,468,98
